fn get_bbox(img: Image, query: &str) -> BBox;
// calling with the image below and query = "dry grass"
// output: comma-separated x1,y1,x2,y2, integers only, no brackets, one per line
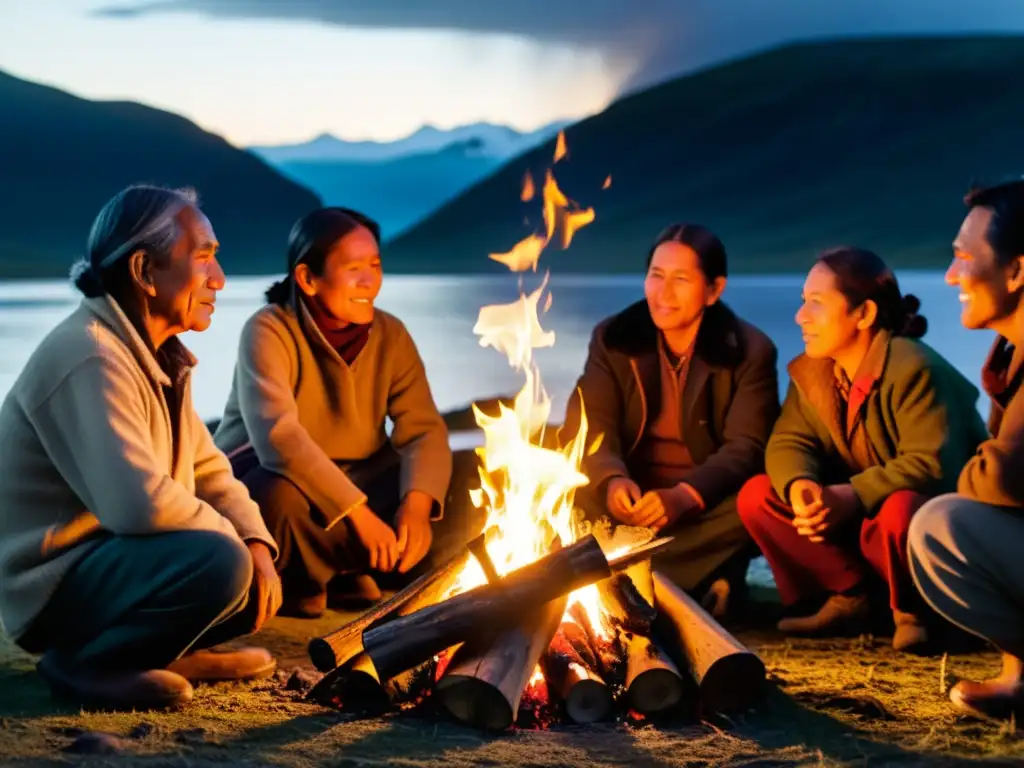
1,611,1022,767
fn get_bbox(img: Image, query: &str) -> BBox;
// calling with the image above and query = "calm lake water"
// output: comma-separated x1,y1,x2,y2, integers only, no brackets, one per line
0,272,991,422
0,272,989,591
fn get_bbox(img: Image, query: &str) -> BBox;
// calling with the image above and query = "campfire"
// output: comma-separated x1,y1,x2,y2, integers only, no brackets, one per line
307,133,766,730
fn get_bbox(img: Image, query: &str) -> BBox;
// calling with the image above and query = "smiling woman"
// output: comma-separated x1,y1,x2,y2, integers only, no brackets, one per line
738,246,988,653
561,222,780,618
213,207,482,619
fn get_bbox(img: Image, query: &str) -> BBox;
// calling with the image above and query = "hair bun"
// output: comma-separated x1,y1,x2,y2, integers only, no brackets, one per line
900,293,927,338
69,258,104,297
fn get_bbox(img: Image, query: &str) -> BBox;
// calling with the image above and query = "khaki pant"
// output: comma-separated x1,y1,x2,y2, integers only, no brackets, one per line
908,493,1024,657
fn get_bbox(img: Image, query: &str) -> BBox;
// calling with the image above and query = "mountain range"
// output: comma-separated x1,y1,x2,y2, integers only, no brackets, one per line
250,121,569,164
0,70,320,278
3,36,1024,278
386,36,1024,274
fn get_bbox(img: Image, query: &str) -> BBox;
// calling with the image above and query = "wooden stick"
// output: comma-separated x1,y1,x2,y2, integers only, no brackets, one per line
362,535,610,680
598,562,684,714
652,570,765,713
436,596,568,730
307,546,470,672
543,621,613,723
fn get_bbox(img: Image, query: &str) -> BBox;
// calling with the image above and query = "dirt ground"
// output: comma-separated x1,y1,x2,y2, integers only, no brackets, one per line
2,604,1023,768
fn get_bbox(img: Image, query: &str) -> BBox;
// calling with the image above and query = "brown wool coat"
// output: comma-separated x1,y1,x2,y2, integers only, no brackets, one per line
214,293,452,527
767,333,988,515
959,337,1024,506
562,300,780,513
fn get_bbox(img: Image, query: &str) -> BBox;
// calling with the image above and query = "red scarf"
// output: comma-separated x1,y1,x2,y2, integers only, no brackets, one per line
302,295,371,365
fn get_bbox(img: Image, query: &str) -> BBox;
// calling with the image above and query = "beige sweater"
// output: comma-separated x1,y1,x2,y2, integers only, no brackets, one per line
0,296,276,643
214,297,452,527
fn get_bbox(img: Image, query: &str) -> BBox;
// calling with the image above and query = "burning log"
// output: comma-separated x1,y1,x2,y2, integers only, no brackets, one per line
362,535,611,680
308,650,444,714
652,571,765,713
308,546,470,672
542,621,613,723
436,596,567,730
601,562,684,714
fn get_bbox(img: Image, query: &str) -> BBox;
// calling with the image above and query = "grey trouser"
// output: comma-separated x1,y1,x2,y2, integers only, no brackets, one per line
20,530,256,671
908,493,1024,657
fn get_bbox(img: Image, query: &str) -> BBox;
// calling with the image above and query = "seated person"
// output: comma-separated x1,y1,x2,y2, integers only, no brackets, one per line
910,180,1024,718
0,185,281,711
215,207,468,618
562,223,779,615
739,246,985,652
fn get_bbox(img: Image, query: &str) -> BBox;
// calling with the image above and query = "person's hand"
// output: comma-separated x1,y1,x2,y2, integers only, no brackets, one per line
606,477,642,522
789,479,825,520
794,484,861,542
395,490,434,573
348,503,400,572
630,485,699,529
248,541,282,633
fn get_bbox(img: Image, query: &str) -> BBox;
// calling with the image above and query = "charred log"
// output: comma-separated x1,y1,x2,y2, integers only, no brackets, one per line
436,596,567,730
362,535,610,680
652,571,765,713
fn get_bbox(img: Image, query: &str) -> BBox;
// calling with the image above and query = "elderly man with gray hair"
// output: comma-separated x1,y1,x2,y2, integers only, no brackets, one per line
0,184,282,710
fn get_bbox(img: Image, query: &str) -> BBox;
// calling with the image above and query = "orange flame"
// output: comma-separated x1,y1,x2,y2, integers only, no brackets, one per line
489,234,546,272
553,130,567,163
449,132,616,641
521,171,536,202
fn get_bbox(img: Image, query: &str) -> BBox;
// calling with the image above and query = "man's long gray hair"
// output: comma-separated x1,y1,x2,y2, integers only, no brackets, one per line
70,185,199,298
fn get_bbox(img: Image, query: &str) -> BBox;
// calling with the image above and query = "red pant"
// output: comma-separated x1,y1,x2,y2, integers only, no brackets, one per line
737,475,926,613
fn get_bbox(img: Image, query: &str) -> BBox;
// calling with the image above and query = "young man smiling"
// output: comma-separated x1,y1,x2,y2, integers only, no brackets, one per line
909,179,1024,719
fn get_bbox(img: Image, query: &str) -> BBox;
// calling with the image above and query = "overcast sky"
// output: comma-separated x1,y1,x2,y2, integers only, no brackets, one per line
2,0,1022,146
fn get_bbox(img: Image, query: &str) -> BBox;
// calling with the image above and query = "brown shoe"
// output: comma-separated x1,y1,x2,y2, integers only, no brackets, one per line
38,652,192,710
279,592,327,619
892,610,930,653
951,679,1024,721
777,593,870,636
167,646,276,683
328,574,382,612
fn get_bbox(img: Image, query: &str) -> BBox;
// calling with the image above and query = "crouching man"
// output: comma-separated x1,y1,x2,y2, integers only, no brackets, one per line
909,179,1024,719
0,185,282,710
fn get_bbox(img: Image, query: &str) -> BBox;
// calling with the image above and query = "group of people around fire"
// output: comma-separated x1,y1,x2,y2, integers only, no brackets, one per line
0,178,1022,724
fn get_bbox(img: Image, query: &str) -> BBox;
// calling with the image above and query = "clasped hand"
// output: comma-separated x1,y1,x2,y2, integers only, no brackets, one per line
789,480,861,542
606,476,694,530
347,490,433,574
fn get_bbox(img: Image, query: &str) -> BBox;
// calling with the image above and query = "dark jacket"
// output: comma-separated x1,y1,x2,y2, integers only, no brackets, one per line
959,337,1024,506
767,333,987,515
562,300,780,512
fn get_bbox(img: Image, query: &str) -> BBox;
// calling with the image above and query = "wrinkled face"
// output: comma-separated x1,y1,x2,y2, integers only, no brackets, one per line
947,206,1023,332
148,206,224,335
643,242,725,331
795,262,873,359
299,226,382,325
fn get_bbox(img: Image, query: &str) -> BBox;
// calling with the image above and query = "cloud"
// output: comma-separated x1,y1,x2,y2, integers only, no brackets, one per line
93,0,1024,92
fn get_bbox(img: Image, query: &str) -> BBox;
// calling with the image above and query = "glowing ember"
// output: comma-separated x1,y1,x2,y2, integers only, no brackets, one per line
602,174,612,190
